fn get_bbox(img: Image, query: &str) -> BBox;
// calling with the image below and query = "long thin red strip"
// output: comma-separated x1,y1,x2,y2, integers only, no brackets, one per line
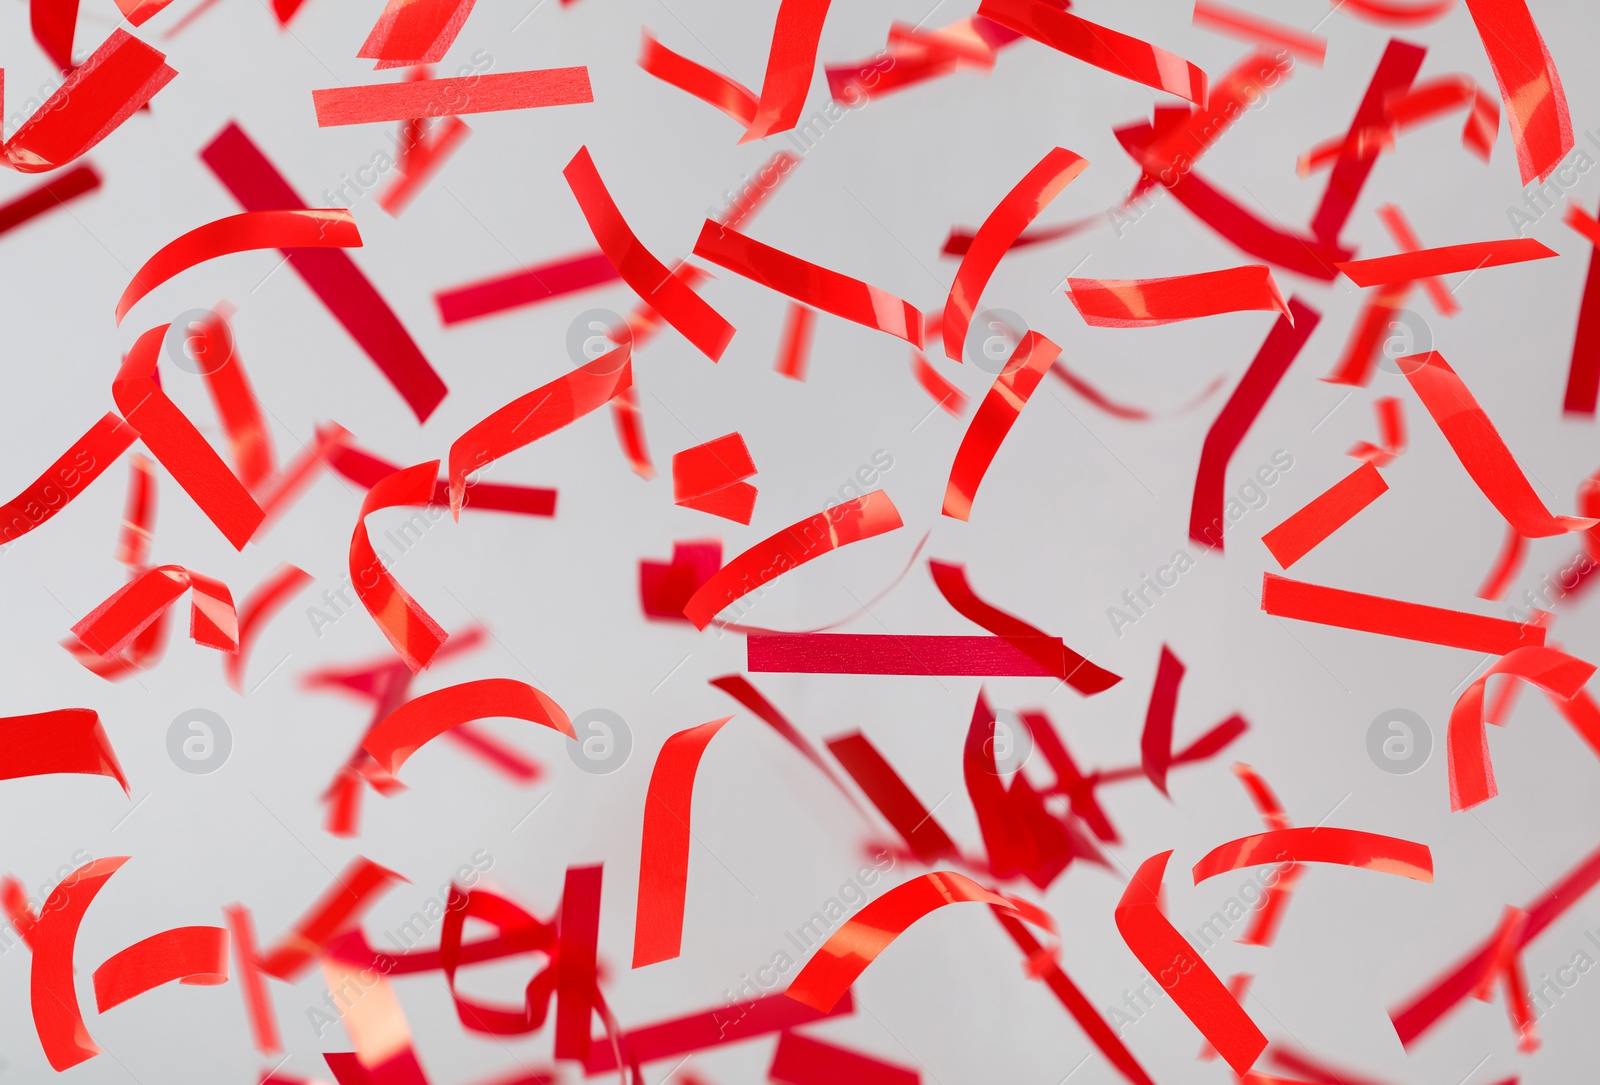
694,220,922,347
0,708,128,792
1460,0,1571,183
1261,572,1545,654
748,634,1067,676
584,990,855,1073
0,412,137,546
826,732,960,863
633,717,733,967
326,433,557,518
1140,646,1185,795
0,165,101,237
92,926,229,1012
363,678,574,776
1337,239,1555,286
741,0,835,141
1190,299,1320,549
200,122,447,422
1068,266,1289,328
943,147,1087,361
943,330,1058,520
1114,851,1266,1075
193,307,275,489
681,490,903,629
554,864,602,1061
709,675,858,805
314,68,592,125
1565,193,1600,414
226,564,312,693
639,32,757,126
1193,828,1433,883
358,0,477,67
769,1031,917,1085
222,904,281,1055
436,250,618,325
258,857,407,980
350,461,449,671
1261,462,1389,569
31,857,128,1071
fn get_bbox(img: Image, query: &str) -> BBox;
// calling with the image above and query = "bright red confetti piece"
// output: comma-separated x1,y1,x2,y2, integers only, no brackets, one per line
313,68,592,125
1067,265,1290,328
1460,0,1572,184
359,0,478,68
1261,462,1389,569
673,433,757,524
363,678,575,777
1261,572,1546,654
92,925,229,1012
31,856,128,1071
349,461,450,671
1337,239,1555,286
0,708,128,793
943,330,1058,521
1193,828,1433,883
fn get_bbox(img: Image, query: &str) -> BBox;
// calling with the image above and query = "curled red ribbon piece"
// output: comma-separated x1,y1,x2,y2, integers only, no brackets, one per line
1398,351,1596,537
1193,828,1434,883
350,461,449,671
73,564,238,658
327,433,557,519
1114,851,1266,1075
741,0,835,141
116,210,360,323
258,857,408,980
1460,0,1572,184
1068,266,1290,327
359,0,477,68
681,490,903,629
227,564,312,693
1261,572,1545,654
1337,239,1556,286
977,0,1206,103
447,345,632,517
1261,462,1389,569
693,220,923,347
0,412,137,547
363,678,574,777
314,68,593,125
943,147,1087,361
1447,645,1595,811
0,708,128,793
785,871,1052,1012
32,858,131,1070
93,925,230,1012
943,330,1058,520
633,716,733,967
639,31,758,126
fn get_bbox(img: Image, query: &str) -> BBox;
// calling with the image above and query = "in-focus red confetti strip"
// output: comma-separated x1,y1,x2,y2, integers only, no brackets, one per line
1261,462,1389,569
1067,266,1289,327
943,147,1087,361
349,461,449,671
748,633,1070,676
1565,195,1600,414
0,165,101,237
92,925,229,1011
673,433,758,524
1193,828,1433,882
1261,572,1546,653
31,856,129,1071
1190,299,1320,550
1140,645,1185,796
768,1030,917,1085
826,732,961,863
359,0,478,68
363,678,574,776
314,68,593,125
72,563,238,658
633,716,732,967
1337,239,1556,286
1192,1,1326,64
639,31,758,127
0,708,128,792
740,0,836,141
1460,0,1572,184
584,990,855,1072
943,330,1058,520
1114,851,1267,1075
0,412,138,546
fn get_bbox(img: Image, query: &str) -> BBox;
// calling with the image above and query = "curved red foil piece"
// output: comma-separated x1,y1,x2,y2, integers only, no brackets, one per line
1192,827,1434,883
350,461,450,671
943,330,1058,521
363,678,573,776
31,857,130,1071
93,925,230,1012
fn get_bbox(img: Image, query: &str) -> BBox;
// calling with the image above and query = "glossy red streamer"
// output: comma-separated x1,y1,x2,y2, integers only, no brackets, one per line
315,68,592,125
73,564,238,658
1140,646,1185,795
0,412,137,546
639,32,757,126
1193,828,1433,883
359,0,477,67
583,990,855,1072
93,925,229,1012
769,1031,917,1085
258,857,407,980
943,330,1058,520
826,732,960,863
943,147,1087,361
226,564,312,693
435,250,618,325
31,856,128,1071
741,0,835,141
349,461,449,671
222,904,281,1055
0,165,101,237
363,678,574,776
673,433,757,523
1261,462,1389,569
1337,239,1555,286
633,716,733,967
1068,266,1290,327
1261,572,1546,654
0,708,128,793
1190,299,1320,549
749,634,1067,676
326,434,558,518
1460,0,1572,183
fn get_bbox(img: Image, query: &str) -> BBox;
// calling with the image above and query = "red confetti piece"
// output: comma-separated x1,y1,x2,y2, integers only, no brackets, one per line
363,678,575,776
31,0,78,71
92,925,229,1012
1261,462,1389,569
1377,204,1459,315
201,122,448,422
1192,1,1326,64
258,857,407,980
31,856,128,1071
349,461,449,671
222,904,282,1055
0,164,101,237
639,31,758,127
673,433,758,524
1337,239,1556,287
0,708,128,793
1348,396,1407,465
640,540,722,621
436,887,557,1033
359,0,478,68
1476,525,1527,601
978,0,1207,103
227,563,312,693
313,68,593,125
436,250,618,325
741,0,835,141
911,351,965,414
379,113,470,216
115,0,178,24
1565,195,1600,414
634,716,733,967
748,634,1070,676
709,675,859,808
943,147,1087,361
187,307,275,490
1261,572,1546,654
554,864,602,1060
768,1031,917,1085
584,990,855,1073
681,490,903,629
72,564,238,658
826,732,961,863
1190,300,1320,550
943,330,1057,520
785,870,1052,1012
567,148,735,360
1140,646,1185,796
1193,828,1433,883
776,303,816,380
1067,265,1290,328
1340,0,1457,23
966,689,1042,881
1114,851,1267,1075
327,433,558,518
0,412,137,546
1460,0,1572,183
693,221,923,348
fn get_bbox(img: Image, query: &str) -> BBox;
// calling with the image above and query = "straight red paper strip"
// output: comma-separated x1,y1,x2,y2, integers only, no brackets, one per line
740,0,836,141
777,303,816,380
1337,239,1555,286
639,32,758,126
358,0,477,68
0,165,101,237
1261,573,1546,654
92,925,229,1011
553,864,602,1061
826,732,960,863
1067,266,1290,327
1261,462,1388,569
314,69,593,124
768,1031,918,1085
747,634,1068,676
363,678,574,776
436,250,618,325
328,434,558,518
222,904,281,1055
1460,0,1572,184
943,330,1058,520
1193,828,1433,883
1140,646,1184,795
0,708,128,792
0,412,137,546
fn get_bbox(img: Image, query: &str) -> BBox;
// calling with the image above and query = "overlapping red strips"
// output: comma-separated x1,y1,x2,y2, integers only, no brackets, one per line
1377,203,1459,315
1190,300,1320,550
326,433,558,518
943,330,1058,521
1339,0,1457,23
1399,351,1596,537
977,0,1207,103
1262,462,1389,569
4,31,176,173
584,991,855,1072
1461,0,1572,183
785,870,1052,1012
350,461,450,671
693,220,923,347
0,708,128,792
1349,396,1407,465
826,732,961,863
92,925,229,1012
1337,239,1556,286
1447,645,1596,811
672,432,757,524
769,1031,917,1085
200,122,448,422
943,147,1087,361
0,412,137,546
1193,828,1434,883
116,210,360,323
31,857,129,1071
314,68,592,125
447,344,632,515
740,0,836,141
566,148,734,361
639,32,758,126
188,308,275,489
436,887,558,1034
1068,266,1290,328
1261,572,1546,654
227,564,312,693
681,490,903,629
436,250,618,325
1114,851,1266,1075
73,564,238,658
363,678,574,777
359,0,478,68
633,716,733,967
554,864,603,1060
258,857,407,980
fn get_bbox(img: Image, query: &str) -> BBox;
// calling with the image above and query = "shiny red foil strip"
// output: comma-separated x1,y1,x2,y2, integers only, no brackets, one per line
785,870,1050,1012
363,678,575,776
1190,300,1320,550
748,633,1068,675
1140,646,1185,795
566,148,734,360
0,412,137,546
227,563,312,692
1337,239,1555,286
943,330,1058,520
1192,1,1326,63
1460,0,1572,183
583,990,855,1073
554,864,603,1061
1193,828,1433,883
359,0,478,68
92,925,229,1011
73,564,238,657
741,0,836,141
673,433,757,523
681,490,903,629
436,250,618,325
776,304,816,380
1261,462,1389,569
943,147,1087,361
1399,351,1595,537
349,461,448,671
693,220,923,347
768,1031,917,1085
634,716,733,967
314,68,593,124
1565,195,1600,414
1348,396,1407,465
1114,851,1266,1075
223,904,282,1055
0,708,128,792
258,857,408,979
31,857,129,1071
1261,572,1546,654
0,164,101,236
328,434,558,518
977,0,1207,103
1068,265,1289,327
639,32,757,126
117,210,360,323
200,122,447,422
826,731,961,862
